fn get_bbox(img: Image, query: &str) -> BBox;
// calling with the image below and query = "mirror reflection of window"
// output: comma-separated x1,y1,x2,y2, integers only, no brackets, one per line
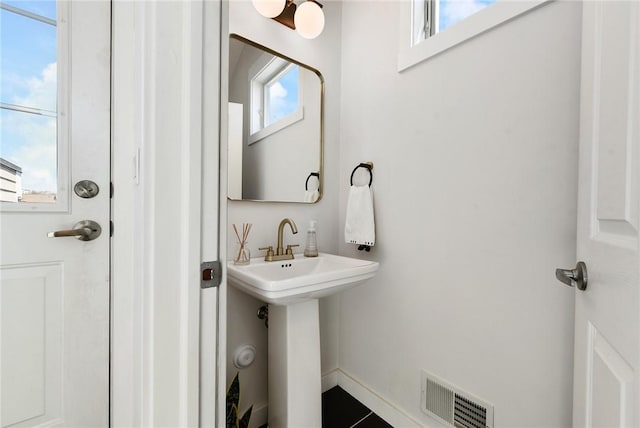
250,57,303,138
413,0,496,46
265,64,299,127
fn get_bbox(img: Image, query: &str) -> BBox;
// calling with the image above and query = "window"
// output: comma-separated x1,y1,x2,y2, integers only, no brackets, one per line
1,1,60,204
399,0,550,72
249,57,303,144
413,0,496,45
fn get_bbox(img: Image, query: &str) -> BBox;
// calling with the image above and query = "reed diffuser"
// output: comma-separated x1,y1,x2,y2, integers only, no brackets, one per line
233,223,252,265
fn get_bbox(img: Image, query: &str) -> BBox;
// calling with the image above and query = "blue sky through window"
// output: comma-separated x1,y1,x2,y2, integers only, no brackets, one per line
438,0,496,32
3,0,55,19
266,65,299,127
1,0,58,194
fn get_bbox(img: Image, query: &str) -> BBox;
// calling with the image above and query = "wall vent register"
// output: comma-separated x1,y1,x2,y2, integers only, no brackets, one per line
421,370,494,428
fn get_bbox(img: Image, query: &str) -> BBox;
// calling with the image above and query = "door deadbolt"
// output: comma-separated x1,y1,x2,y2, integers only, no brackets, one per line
74,180,99,199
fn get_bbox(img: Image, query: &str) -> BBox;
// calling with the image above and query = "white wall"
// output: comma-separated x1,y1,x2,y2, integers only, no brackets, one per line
225,2,342,426
337,1,581,426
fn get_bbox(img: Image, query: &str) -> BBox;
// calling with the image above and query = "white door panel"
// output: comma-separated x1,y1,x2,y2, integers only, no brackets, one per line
0,1,111,427
1,263,63,428
573,1,640,426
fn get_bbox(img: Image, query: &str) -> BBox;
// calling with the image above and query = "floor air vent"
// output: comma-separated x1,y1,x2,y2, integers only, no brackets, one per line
421,370,494,428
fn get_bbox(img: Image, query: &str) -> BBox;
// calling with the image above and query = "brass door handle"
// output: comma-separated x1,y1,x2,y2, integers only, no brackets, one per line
48,220,102,241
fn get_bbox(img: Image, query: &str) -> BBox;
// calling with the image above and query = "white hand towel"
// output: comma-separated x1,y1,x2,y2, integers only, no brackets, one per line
305,174,320,202
344,185,375,247
304,190,320,203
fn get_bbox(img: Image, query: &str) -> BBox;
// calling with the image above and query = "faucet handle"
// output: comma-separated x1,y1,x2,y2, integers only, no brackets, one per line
259,246,274,257
285,244,299,255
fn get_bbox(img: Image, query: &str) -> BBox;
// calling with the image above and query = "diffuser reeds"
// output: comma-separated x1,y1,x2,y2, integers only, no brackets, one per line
233,223,252,265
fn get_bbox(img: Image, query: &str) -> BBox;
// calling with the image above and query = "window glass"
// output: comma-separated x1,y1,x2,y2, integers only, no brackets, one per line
0,2,58,203
437,0,496,33
2,0,56,20
265,65,299,127
413,0,496,46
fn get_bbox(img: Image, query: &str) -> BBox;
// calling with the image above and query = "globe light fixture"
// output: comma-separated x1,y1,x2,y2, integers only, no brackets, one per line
252,0,286,18
294,1,325,39
253,0,325,39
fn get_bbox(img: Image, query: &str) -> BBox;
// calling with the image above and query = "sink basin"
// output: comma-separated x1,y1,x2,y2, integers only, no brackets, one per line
226,252,379,304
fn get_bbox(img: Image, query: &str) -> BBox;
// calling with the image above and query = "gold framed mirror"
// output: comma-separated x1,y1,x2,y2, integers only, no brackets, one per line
227,34,324,203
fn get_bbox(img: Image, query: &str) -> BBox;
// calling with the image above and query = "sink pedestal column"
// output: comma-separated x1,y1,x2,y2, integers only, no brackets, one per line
268,299,322,428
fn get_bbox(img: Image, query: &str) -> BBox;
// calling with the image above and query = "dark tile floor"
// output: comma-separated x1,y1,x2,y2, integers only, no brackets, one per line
322,386,393,428
257,386,393,428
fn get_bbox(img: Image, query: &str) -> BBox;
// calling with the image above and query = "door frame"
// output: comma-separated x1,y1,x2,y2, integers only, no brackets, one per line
110,1,222,425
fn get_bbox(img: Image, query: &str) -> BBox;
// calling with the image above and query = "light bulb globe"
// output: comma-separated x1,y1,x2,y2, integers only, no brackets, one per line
294,1,325,39
252,0,286,18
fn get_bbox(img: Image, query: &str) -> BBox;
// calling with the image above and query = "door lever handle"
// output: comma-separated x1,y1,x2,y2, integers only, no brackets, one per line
48,220,102,241
555,261,588,291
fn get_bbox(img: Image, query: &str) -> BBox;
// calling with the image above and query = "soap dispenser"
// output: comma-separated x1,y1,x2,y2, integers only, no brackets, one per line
304,220,319,257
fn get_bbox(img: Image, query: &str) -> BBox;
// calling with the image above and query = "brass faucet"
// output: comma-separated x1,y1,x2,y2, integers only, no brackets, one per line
260,218,299,261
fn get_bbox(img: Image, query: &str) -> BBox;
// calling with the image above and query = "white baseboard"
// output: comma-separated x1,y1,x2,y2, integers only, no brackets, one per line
321,369,339,392
321,369,425,428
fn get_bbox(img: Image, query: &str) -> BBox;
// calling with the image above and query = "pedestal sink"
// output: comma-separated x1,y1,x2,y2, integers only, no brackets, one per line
227,253,379,428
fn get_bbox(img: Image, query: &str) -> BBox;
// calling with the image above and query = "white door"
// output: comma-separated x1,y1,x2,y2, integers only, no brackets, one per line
0,1,111,426
571,1,640,426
